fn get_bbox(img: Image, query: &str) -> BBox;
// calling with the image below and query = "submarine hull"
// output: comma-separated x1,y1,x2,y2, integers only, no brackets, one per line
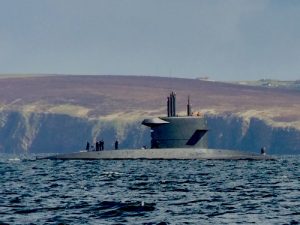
39,148,273,160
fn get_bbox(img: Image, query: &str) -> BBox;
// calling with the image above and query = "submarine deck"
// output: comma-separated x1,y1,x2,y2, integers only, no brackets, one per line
39,148,273,160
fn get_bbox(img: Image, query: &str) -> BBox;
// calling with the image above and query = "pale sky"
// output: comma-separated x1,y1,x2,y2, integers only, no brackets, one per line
0,0,300,80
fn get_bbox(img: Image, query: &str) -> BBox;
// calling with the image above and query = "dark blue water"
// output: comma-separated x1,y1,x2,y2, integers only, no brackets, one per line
0,154,299,225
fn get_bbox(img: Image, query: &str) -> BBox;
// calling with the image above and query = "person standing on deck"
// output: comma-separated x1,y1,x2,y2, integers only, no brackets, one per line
100,140,104,150
86,142,90,151
115,140,119,150
96,141,99,151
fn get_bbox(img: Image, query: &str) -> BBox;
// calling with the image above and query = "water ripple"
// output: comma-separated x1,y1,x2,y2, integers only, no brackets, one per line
0,154,299,224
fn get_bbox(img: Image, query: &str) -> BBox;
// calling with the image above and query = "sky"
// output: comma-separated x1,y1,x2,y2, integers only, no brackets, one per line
0,0,300,81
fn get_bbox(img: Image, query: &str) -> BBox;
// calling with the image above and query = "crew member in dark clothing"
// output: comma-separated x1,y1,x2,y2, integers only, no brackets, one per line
86,142,90,151
96,141,99,151
100,140,104,150
115,140,119,150
151,139,159,149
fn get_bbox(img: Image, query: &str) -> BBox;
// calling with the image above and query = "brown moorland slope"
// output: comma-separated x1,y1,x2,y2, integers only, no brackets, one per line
0,75,299,128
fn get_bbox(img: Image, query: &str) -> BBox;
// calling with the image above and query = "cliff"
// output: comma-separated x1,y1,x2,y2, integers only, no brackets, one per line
0,111,149,153
206,115,300,154
0,75,299,154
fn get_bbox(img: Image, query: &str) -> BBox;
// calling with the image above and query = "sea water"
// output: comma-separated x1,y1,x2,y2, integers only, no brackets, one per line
0,154,299,225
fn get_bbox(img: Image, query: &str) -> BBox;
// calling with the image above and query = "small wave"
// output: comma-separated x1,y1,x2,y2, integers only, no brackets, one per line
8,157,21,161
92,201,156,218
15,206,66,214
102,171,123,175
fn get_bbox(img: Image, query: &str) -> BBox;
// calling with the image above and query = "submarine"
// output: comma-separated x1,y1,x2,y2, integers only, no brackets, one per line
40,92,273,160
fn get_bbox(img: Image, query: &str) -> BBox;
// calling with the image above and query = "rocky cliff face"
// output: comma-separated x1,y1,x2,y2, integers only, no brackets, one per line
206,115,300,154
0,75,299,154
0,111,149,154
0,110,299,154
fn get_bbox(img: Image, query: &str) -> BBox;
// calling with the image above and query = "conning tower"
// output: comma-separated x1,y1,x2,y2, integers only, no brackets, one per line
142,92,208,149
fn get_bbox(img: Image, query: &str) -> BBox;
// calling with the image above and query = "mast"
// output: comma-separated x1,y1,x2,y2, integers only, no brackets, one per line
187,95,192,116
167,92,176,117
